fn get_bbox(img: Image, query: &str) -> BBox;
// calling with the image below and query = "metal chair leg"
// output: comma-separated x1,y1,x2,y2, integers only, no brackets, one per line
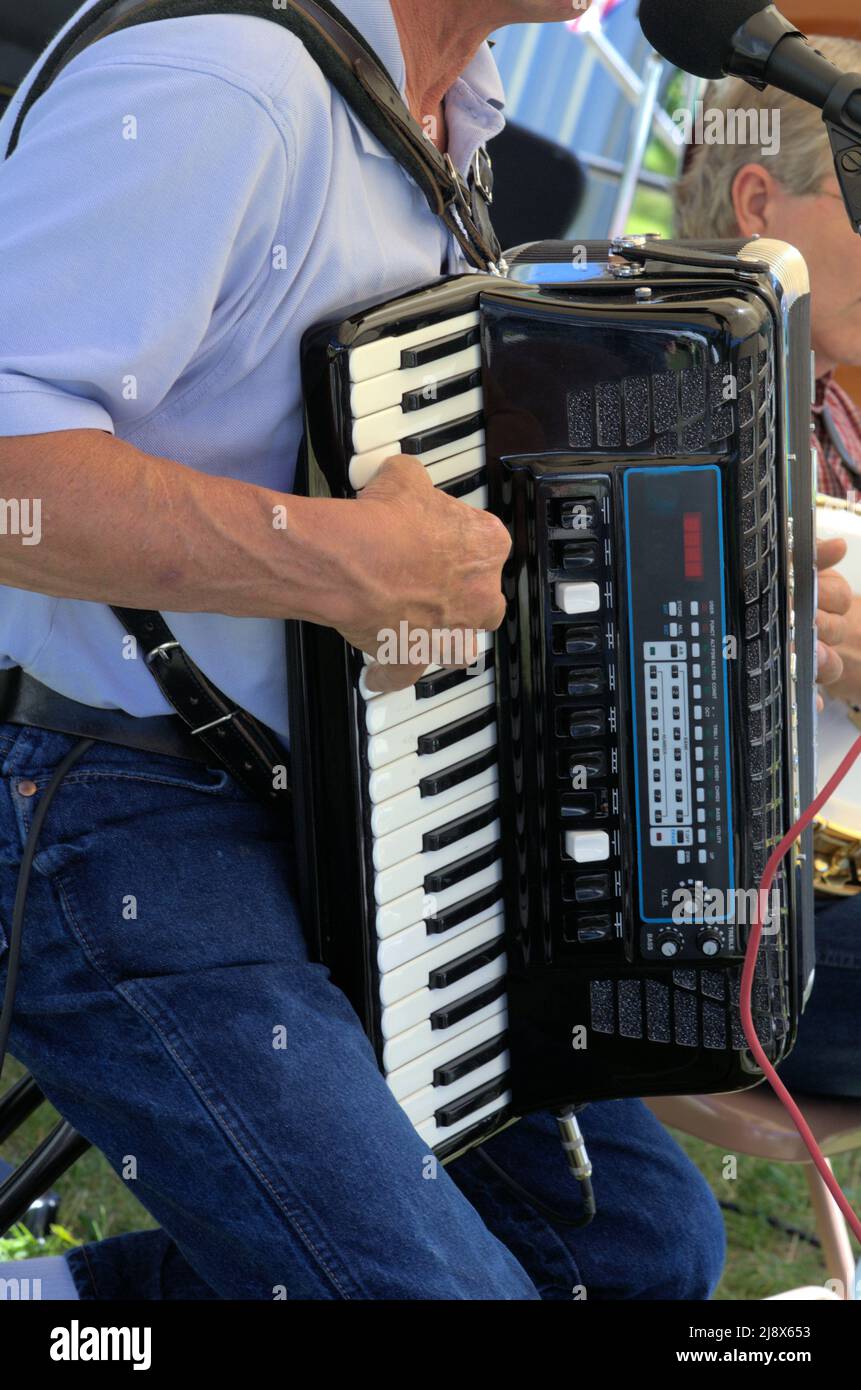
805,1160,856,1299
0,1121,90,1237
0,1072,45,1144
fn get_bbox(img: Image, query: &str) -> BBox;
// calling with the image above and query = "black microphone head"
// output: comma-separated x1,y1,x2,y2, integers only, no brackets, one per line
639,0,773,78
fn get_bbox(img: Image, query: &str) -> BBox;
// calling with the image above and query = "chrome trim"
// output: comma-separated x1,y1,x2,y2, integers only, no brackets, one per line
738,240,813,870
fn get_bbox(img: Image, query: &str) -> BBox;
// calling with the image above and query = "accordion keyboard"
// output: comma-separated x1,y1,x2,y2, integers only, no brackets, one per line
347,308,512,1152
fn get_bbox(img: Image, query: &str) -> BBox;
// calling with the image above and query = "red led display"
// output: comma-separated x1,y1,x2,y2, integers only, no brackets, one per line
683,511,704,580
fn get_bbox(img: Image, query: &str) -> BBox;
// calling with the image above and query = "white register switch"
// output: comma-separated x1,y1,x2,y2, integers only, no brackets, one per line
555,581,600,616
565,830,610,863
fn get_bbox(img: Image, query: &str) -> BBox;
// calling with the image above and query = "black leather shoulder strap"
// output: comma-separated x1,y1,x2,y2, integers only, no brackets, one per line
110,607,292,805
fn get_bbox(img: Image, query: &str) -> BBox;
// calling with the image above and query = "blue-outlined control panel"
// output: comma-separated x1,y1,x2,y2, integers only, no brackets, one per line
624,467,735,937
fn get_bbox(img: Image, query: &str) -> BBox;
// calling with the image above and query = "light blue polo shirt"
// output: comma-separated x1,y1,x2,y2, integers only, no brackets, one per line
0,0,505,740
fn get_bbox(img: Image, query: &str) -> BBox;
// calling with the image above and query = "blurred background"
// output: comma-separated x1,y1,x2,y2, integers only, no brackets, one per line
1,0,860,1302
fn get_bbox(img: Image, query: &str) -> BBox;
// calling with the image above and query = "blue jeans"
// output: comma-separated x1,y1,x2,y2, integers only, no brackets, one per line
777,892,861,1100
0,723,724,1300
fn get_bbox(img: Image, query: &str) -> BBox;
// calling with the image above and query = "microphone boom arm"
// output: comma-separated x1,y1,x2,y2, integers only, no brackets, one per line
726,5,861,236
823,75,861,235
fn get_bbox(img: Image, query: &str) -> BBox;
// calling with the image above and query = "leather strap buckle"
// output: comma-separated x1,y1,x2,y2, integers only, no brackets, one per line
145,640,181,665
190,710,238,737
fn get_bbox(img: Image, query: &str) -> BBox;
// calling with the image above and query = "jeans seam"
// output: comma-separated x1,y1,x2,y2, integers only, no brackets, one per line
50,873,361,1300
25,768,244,799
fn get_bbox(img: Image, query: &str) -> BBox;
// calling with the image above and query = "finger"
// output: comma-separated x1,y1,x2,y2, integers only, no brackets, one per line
365,453,433,495
816,609,850,648
363,659,428,694
817,571,853,617
817,640,845,688
817,693,825,714
816,537,848,572
479,592,507,633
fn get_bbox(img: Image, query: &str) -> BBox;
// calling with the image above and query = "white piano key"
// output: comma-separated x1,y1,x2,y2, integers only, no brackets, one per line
379,915,505,1008
381,956,506,1041
377,895,502,974
371,764,498,840
373,784,498,874
367,681,495,771
399,1051,511,1126
349,311,479,384
368,723,498,805
362,660,494,736
374,816,500,906
381,985,506,1072
349,430,485,491
415,1092,511,1151
385,1009,508,1102
426,446,486,489
350,345,481,418
352,387,483,456
376,857,503,941
460,486,489,510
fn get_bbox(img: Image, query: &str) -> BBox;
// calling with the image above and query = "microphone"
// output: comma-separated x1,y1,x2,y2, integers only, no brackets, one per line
639,0,861,231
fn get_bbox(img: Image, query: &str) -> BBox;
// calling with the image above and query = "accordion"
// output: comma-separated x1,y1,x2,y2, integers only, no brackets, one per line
289,238,817,1161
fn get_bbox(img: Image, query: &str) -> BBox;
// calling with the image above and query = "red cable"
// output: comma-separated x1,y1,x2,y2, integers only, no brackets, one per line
743,731,861,1247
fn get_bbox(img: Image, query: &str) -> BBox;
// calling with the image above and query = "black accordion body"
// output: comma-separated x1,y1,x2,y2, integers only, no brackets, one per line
289,239,817,1161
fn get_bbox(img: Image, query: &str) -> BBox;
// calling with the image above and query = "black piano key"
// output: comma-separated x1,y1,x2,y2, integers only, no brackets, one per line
434,1074,510,1128
429,936,505,991
439,468,487,500
424,842,500,894
402,367,481,414
422,800,499,854
415,660,488,700
417,704,495,756
419,745,498,799
429,977,506,1032
400,325,480,370
433,1031,508,1087
401,411,484,456
425,882,503,935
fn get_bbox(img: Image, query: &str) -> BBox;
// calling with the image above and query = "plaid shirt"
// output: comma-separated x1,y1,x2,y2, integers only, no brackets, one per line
813,374,861,499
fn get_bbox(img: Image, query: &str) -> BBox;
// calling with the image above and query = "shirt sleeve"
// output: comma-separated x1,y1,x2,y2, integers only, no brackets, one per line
0,57,291,436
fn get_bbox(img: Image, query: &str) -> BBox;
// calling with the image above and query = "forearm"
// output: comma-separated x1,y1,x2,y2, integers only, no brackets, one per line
0,429,363,625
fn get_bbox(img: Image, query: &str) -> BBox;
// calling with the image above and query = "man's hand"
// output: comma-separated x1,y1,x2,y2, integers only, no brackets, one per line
816,537,852,707
339,456,511,694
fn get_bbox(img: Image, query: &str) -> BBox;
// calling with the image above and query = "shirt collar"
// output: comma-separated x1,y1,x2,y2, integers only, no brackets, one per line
813,371,836,415
333,1,506,173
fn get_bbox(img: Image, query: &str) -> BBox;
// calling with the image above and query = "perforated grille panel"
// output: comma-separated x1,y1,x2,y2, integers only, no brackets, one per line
567,356,738,457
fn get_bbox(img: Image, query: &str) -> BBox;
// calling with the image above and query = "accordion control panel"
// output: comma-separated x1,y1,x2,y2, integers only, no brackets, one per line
507,461,739,965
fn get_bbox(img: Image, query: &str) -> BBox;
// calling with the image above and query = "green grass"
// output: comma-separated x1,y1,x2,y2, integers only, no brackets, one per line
2,1056,858,1298
0,1058,156,1258
675,1131,861,1300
